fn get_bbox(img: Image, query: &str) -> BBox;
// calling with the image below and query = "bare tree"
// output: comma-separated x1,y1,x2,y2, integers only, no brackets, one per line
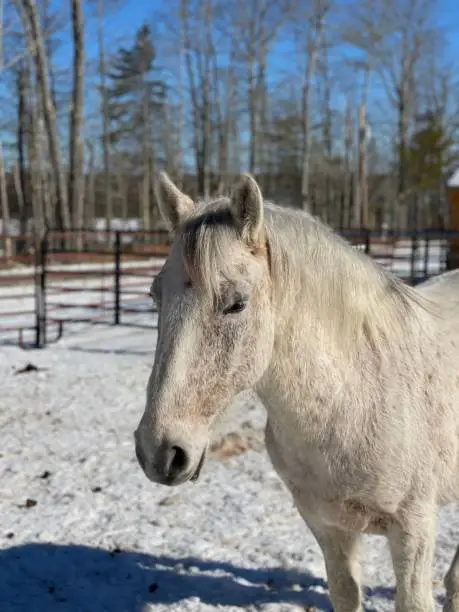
68,0,85,236
179,0,214,196
15,0,70,230
343,0,440,203
221,0,292,178
27,56,46,234
84,141,95,228
15,61,29,237
342,97,354,227
298,0,332,211
0,143,12,259
96,0,112,230
316,31,335,222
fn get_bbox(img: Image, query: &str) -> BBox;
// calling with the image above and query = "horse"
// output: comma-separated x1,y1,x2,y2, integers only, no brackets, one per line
134,171,459,611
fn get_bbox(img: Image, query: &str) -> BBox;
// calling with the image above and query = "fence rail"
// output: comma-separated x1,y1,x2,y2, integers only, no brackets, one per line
0,226,457,348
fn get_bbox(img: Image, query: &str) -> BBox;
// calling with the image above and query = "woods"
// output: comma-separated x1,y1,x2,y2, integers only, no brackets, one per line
0,0,458,243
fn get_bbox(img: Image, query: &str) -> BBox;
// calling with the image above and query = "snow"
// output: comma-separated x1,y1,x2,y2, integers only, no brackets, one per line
0,242,457,611
1,325,459,611
0,256,165,278
0,217,148,236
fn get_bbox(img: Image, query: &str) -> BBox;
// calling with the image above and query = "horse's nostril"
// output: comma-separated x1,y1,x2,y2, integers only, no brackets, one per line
165,445,189,479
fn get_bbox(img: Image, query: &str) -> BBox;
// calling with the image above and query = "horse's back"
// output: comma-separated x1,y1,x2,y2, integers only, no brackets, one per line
417,269,459,324
418,268,459,299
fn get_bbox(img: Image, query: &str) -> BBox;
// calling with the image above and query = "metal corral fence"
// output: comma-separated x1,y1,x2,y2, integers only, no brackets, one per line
0,229,170,348
341,227,451,284
0,227,456,349
0,233,42,347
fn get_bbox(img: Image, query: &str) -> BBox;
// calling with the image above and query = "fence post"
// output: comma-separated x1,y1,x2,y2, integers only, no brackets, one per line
35,232,48,348
364,228,371,255
114,231,121,325
410,229,418,285
423,229,429,280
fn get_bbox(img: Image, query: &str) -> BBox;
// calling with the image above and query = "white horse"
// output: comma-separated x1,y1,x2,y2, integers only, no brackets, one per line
135,172,459,611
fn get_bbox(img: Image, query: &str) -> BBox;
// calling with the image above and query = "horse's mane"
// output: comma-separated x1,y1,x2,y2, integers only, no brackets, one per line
179,197,435,350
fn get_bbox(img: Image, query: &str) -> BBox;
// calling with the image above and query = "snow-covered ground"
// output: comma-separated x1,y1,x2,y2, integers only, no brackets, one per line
0,239,457,611
1,316,458,611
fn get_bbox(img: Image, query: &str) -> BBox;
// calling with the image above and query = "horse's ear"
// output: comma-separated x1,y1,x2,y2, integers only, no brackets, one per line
230,174,264,247
155,171,195,232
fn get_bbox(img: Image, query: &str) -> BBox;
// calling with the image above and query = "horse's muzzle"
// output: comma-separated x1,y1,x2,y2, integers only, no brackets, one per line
134,431,206,487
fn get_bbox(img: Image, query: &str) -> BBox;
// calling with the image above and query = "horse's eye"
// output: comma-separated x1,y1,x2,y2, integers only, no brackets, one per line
223,298,247,315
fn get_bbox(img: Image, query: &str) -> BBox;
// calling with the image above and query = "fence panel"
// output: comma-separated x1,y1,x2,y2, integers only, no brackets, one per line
0,235,42,347
35,229,170,347
342,228,450,285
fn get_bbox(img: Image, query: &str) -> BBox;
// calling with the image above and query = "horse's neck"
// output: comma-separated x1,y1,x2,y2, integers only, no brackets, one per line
257,310,365,435
257,223,402,434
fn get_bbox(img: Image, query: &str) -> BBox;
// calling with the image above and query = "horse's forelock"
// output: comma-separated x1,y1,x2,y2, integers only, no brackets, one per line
180,202,242,305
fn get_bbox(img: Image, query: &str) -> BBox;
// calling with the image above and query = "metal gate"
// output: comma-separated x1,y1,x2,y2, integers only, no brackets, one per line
0,229,170,348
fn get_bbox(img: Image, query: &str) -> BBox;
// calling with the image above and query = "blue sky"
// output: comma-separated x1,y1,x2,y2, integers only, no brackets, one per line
4,0,459,111
97,0,459,57
73,0,459,131
55,0,459,81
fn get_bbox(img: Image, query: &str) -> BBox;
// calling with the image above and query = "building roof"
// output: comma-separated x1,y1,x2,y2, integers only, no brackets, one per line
448,169,459,187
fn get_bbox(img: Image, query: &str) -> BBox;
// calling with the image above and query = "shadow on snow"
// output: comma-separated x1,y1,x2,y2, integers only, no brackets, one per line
0,541,399,611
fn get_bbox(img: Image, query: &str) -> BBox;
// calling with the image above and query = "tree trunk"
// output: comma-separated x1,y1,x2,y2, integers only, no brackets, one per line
358,102,369,228
97,0,112,232
343,99,354,228
16,64,29,243
68,0,85,242
115,158,128,222
13,162,25,231
177,16,186,188
27,55,45,236
141,86,151,230
43,0,58,112
85,142,95,230
301,15,324,212
321,38,333,223
0,144,12,260
17,0,71,231
398,95,408,201
181,0,203,195
248,56,257,174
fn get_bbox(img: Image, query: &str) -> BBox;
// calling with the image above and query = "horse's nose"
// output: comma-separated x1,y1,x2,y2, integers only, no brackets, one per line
135,434,192,484
157,443,190,483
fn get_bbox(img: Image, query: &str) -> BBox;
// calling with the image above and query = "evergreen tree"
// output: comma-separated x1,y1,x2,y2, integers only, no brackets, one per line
107,24,166,164
105,24,167,226
406,111,454,193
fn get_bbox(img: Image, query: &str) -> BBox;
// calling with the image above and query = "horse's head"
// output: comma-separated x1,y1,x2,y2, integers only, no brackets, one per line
134,173,276,486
